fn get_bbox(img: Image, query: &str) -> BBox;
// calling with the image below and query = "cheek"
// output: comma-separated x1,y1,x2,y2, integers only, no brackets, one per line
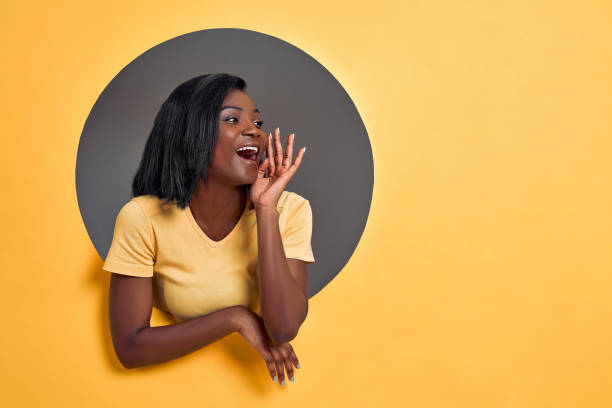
211,148,224,164
210,133,235,166
209,147,237,171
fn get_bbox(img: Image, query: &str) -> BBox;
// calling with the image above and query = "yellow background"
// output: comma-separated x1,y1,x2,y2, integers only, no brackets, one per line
2,1,611,406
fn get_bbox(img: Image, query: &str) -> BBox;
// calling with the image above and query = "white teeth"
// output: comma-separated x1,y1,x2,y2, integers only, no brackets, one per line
236,146,258,153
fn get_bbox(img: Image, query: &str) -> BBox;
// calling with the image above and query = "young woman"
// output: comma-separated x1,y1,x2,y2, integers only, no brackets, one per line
103,73,314,387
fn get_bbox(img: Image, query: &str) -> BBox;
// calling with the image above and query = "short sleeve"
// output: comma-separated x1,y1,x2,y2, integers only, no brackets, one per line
102,200,156,277
281,196,315,264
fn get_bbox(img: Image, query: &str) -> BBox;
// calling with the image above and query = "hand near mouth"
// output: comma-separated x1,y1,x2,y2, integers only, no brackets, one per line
250,127,306,212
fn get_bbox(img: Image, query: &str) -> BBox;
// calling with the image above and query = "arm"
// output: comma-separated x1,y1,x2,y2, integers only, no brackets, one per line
109,272,244,369
255,205,308,344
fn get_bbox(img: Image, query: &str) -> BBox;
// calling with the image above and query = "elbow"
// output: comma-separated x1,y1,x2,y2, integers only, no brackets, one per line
115,345,137,370
266,311,307,344
114,338,141,370
120,359,136,370
263,306,307,344
113,328,149,369
119,356,138,370
269,326,299,344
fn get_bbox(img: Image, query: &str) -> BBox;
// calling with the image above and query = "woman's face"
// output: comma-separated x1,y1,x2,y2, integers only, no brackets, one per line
207,88,268,186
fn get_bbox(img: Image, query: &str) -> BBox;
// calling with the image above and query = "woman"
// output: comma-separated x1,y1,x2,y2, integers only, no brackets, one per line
102,73,314,387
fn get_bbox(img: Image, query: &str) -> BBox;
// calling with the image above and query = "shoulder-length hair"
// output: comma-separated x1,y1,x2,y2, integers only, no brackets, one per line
131,73,247,209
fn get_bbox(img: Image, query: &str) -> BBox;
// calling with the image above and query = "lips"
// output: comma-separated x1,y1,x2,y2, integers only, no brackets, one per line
235,144,260,164
235,151,258,165
236,150,257,161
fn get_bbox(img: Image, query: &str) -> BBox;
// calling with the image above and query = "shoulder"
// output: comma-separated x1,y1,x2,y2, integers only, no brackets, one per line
130,194,172,217
276,191,313,226
114,194,172,231
276,190,310,210
113,197,151,231
126,194,180,220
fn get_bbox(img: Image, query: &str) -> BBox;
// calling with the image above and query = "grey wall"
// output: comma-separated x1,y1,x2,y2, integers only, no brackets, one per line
76,28,373,298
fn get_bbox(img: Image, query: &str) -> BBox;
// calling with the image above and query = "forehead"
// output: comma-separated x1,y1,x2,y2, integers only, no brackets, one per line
222,89,257,110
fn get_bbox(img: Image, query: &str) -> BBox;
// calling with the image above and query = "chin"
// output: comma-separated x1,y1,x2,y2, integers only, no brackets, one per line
236,173,257,186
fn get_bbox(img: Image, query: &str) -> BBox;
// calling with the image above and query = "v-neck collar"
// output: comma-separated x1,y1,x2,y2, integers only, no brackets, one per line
184,191,251,247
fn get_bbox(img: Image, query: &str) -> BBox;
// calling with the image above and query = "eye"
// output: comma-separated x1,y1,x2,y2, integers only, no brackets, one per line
223,116,238,123
255,120,264,128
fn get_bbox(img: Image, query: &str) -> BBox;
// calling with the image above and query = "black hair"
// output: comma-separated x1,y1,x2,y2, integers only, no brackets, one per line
131,73,247,209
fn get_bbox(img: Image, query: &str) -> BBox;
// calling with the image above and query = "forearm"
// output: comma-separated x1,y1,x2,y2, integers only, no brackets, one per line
256,206,307,343
117,305,244,369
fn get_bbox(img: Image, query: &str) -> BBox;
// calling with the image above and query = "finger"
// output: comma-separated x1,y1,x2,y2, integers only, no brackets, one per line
267,132,276,177
260,349,278,383
274,127,283,170
269,346,286,386
282,133,294,169
288,146,306,175
278,344,295,383
257,158,269,180
285,342,301,370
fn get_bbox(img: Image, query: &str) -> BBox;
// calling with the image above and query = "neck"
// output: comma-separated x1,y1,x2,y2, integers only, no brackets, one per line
188,176,249,226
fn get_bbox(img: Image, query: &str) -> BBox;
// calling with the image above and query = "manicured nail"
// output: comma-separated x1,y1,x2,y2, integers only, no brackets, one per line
303,147,306,153
290,376,294,383
297,363,301,369
281,379,285,386
273,375,278,383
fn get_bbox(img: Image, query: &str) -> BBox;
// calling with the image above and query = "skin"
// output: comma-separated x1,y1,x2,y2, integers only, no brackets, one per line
109,89,308,387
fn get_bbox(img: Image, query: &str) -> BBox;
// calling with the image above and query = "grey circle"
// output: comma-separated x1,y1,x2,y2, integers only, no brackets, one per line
77,28,373,298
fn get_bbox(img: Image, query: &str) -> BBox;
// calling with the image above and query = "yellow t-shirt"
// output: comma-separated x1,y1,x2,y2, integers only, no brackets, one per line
102,190,315,321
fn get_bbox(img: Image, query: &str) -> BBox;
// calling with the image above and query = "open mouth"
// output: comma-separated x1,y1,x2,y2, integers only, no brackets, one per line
235,146,259,163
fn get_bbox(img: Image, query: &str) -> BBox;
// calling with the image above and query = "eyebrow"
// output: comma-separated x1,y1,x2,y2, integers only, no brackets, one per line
221,105,260,114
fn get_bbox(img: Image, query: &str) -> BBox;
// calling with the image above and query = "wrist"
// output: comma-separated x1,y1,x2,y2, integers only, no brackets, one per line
228,305,251,332
255,204,280,217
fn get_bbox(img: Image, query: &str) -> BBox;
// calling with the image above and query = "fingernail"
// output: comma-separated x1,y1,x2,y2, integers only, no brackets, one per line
273,375,278,383
297,363,301,369
276,127,279,134
290,376,295,383
303,147,306,153
281,379,285,386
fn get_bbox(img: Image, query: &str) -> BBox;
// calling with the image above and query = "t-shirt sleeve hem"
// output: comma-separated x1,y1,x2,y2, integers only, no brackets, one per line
102,260,154,277
285,251,315,265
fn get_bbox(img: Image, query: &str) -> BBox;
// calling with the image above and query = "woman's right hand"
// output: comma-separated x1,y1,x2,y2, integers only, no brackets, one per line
232,306,300,385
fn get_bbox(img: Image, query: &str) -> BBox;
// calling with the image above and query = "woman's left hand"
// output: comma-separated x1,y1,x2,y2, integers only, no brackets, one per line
250,127,306,211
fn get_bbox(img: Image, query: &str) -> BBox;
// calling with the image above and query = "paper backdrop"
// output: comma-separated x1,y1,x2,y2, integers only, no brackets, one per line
2,1,612,407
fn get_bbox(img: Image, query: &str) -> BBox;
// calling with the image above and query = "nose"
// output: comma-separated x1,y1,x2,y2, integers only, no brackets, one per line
242,122,264,138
